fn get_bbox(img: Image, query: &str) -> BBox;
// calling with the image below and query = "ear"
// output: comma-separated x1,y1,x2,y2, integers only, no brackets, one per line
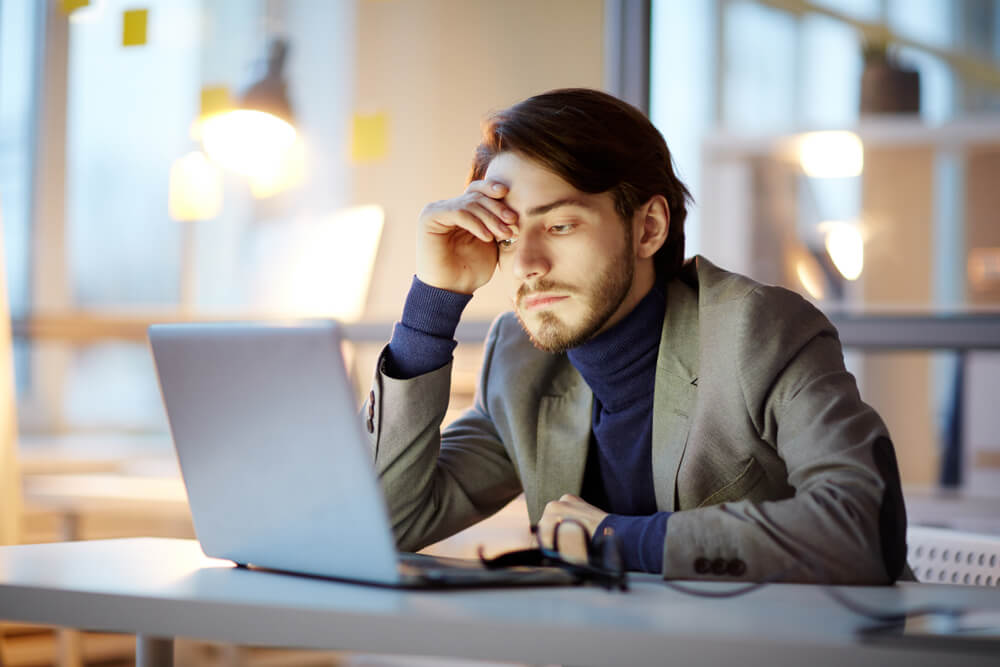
634,195,670,260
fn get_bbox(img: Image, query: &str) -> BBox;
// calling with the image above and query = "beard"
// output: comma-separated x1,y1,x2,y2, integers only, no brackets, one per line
514,237,635,354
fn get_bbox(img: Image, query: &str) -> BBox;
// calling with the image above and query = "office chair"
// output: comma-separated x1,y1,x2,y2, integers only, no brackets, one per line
907,524,1000,586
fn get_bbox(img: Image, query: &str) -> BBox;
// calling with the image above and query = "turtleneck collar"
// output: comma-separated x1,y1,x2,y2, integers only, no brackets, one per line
567,278,666,413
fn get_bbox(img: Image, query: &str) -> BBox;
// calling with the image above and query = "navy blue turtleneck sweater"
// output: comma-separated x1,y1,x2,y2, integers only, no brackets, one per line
386,276,671,573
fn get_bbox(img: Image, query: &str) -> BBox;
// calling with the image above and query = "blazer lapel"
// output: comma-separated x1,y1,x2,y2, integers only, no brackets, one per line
532,358,593,522
652,277,700,511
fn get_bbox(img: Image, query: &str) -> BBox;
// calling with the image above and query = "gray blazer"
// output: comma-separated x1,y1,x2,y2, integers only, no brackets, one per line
364,256,908,583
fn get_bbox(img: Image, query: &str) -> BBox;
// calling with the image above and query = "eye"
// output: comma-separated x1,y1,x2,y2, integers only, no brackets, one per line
498,236,517,250
549,223,575,234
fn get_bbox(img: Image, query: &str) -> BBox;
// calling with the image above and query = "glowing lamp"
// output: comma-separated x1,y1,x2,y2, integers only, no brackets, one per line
820,220,865,281
198,39,299,197
168,151,223,221
797,131,863,178
792,251,826,301
200,110,297,177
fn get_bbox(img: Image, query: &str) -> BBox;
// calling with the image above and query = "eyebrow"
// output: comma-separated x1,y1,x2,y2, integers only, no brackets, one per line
525,197,595,217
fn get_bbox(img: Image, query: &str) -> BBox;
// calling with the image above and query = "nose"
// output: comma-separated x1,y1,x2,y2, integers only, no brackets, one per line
511,232,550,282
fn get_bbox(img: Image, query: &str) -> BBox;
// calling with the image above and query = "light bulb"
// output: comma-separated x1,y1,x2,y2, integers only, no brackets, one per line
797,131,863,178
820,221,864,281
168,151,222,221
200,110,297,178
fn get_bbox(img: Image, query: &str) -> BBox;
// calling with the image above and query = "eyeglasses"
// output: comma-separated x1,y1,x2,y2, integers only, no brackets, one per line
478,518,628,591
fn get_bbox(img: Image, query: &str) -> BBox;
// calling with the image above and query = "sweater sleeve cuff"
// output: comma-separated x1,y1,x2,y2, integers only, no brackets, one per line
598,512,671,574
385,276,473,379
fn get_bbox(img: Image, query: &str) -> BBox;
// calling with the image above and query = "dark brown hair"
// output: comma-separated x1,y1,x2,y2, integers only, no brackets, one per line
469,88,692,281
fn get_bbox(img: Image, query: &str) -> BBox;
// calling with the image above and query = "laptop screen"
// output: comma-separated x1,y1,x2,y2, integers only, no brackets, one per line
149,321,401,584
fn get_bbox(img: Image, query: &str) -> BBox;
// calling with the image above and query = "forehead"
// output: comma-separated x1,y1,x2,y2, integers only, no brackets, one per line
483,152,597,213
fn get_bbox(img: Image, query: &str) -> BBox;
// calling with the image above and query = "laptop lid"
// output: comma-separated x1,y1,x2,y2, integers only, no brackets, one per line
149,321,402,585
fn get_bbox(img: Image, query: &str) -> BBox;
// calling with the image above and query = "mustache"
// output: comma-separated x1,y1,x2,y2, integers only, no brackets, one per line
516,280,577,303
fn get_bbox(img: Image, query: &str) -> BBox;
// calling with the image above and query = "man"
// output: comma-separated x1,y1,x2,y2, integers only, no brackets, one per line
363,88,908,583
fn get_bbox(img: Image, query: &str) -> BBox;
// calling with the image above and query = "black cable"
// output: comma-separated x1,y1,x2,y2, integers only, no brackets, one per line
655,562,965,624
659,567,794,598
659,579,773,598
499,526,966,621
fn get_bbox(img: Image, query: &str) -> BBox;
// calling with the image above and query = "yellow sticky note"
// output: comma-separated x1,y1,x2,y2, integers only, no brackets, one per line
200,86,233,117
122,9,148,47
60,0,90,15
351,113,389,163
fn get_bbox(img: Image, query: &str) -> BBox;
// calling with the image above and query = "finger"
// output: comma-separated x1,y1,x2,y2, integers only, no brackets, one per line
537,504,589,561
536,517,557,550
471,192,518,226
467,201,513,240
445,209,494,243
466,179,509,200
537,501,563,549
554,521,589,561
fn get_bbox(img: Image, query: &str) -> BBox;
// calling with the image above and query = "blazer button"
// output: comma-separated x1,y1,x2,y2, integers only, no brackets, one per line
693,557,710,574
710,558,727,575
366,417,374,433
727,559,747,577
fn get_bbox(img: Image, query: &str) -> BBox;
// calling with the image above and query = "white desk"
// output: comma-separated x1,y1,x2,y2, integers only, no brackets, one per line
1,538,998,667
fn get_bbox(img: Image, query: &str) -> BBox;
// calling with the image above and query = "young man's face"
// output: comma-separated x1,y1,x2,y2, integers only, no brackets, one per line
485,151,645,353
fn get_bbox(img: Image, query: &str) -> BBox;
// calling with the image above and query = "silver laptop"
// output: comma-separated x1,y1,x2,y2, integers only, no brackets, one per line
148,321,574,588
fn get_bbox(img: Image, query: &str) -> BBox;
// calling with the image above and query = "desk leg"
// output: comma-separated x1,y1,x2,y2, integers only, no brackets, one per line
56,628,82,667
135,635,173,667
56,514,83,667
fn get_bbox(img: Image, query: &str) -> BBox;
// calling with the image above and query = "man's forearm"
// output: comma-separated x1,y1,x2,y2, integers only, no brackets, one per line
385,275,472,379
370,312,522,552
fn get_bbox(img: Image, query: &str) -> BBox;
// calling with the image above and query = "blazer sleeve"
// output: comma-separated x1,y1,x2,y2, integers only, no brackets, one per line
363,318,523,552
662,286,908,584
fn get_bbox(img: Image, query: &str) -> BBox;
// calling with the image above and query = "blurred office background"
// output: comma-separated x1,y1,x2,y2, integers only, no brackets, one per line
0,0,999,663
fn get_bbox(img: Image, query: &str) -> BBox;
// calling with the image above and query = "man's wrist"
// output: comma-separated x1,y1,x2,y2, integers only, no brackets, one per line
385,276,473,380
401,275,472,338
414,272,478,297
598,512,671,574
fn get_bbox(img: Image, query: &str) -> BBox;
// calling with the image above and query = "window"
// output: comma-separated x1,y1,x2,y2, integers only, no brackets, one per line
5,0,357,437
0,0,41,396
650,0,1000,490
